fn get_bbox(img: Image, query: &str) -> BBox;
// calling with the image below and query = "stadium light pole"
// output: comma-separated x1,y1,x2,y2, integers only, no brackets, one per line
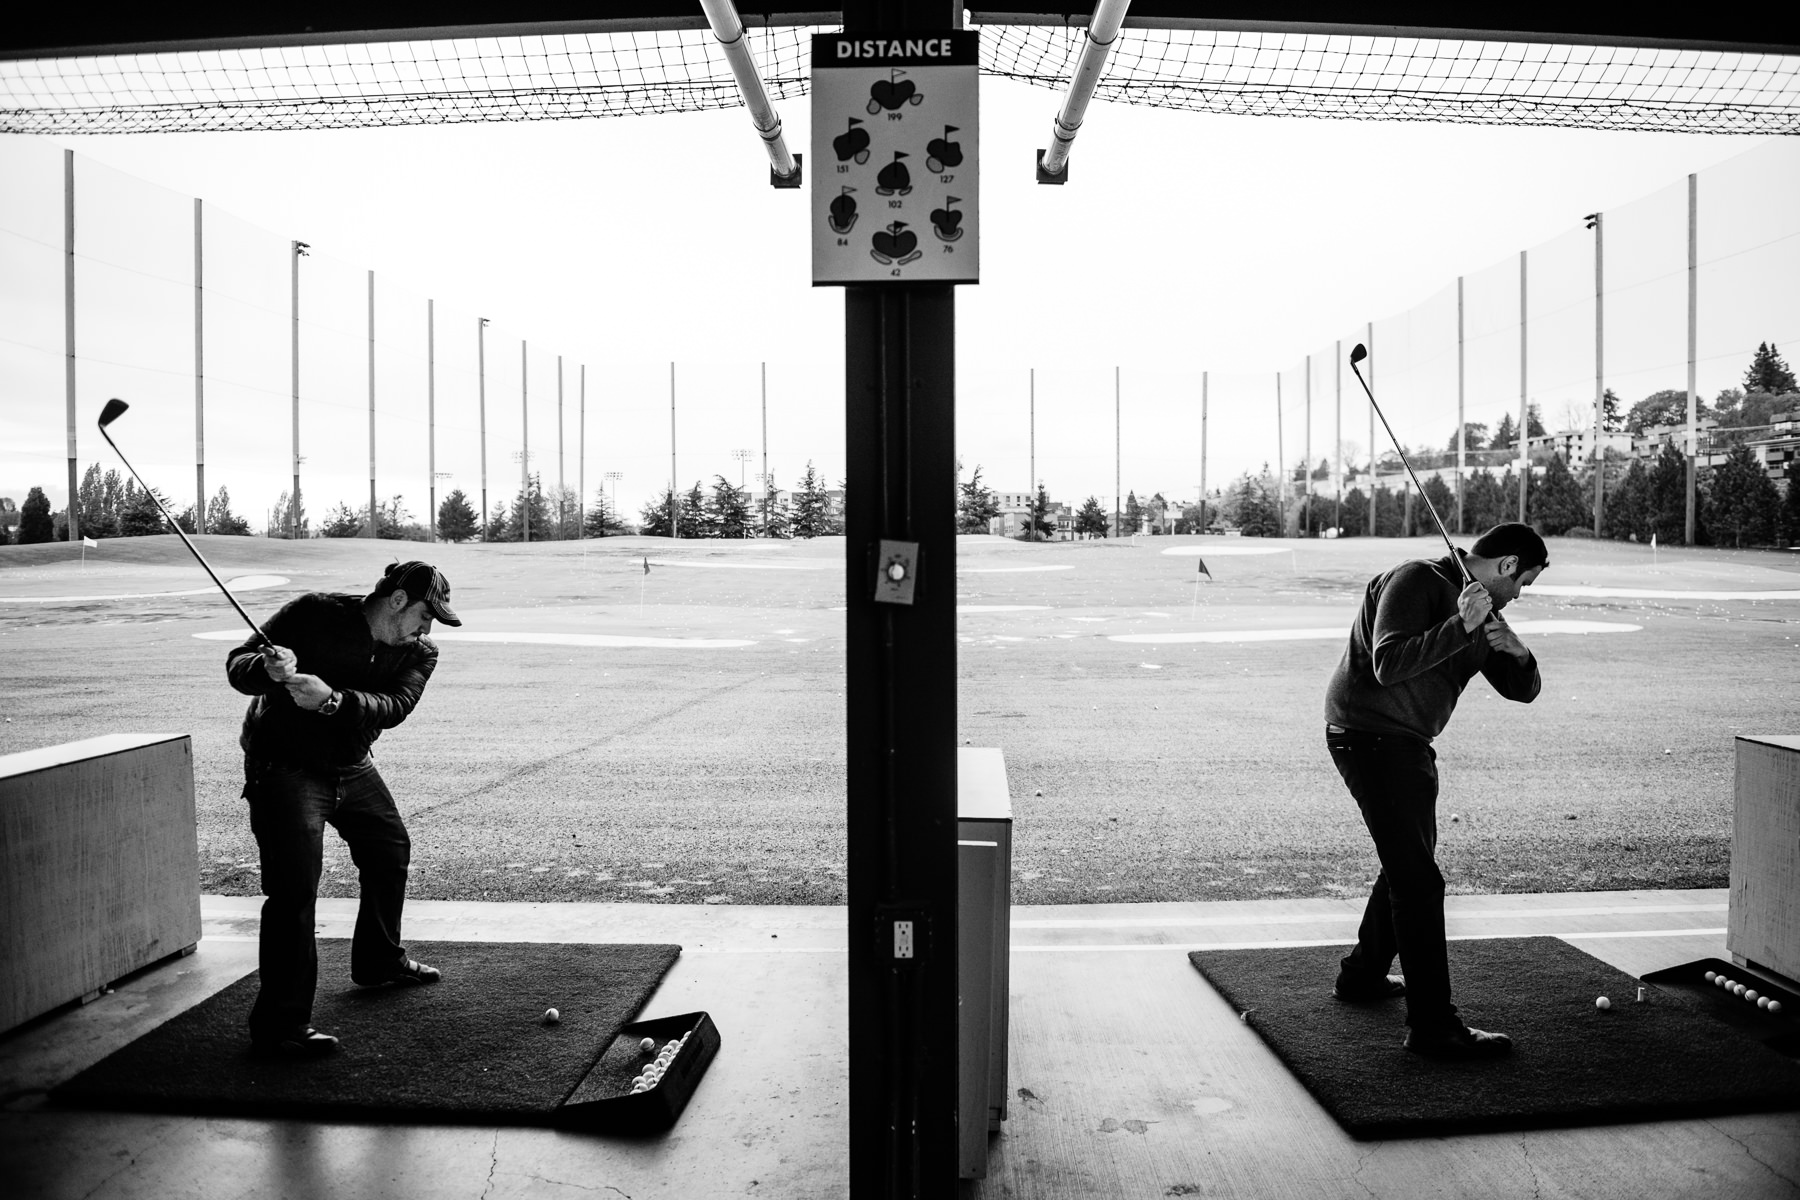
478,316,489,542
290,239,308,540
1587,210,1605,536
193,197,205,533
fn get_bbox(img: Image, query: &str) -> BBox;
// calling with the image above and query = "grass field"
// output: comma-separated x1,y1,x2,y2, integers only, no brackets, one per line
2,531,1795,907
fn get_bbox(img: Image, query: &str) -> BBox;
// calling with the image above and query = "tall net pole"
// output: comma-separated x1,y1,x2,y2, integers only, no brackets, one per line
194,197,206,532
1592,211,1605,535
64,149,78,543
1519,251,1529,524
1686,174,1699,544
367,269,378,538
1456,275,1466,534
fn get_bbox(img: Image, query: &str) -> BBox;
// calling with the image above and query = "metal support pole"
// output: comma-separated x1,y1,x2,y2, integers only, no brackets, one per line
1199,370,1208,533
478,317,489,541
193,198,206,533
1519,251,1529,523
1334,341,1342,535
1303,354,1312,536
291,240,306,540
1598,211,1612,536
670,361,679,540
761,361,770,537
1029,368,1035,539
579,364,587,540
697,0,801,183
554,354,561,536
1686,174,1698,545
367,269,378,538
1114,366,1121,537
1036,0,1132,180
1456,275,1466,534
1369,321,1379,533
64,150,78,543
1275,372,1285,526
521,339,530,543
843,3,961,1192
428,299,436,541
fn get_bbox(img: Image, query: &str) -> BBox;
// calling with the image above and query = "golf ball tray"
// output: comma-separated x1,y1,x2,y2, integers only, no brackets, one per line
556,1010,721,1133
1640,958,1800,1058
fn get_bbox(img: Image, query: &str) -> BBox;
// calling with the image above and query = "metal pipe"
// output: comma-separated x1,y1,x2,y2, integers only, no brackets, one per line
697,0,798,181
1038,0,1132,179
1686,174,1698,545
194,197,205,532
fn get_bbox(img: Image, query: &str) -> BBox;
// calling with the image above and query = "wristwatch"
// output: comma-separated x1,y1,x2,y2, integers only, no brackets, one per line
319,690,343,717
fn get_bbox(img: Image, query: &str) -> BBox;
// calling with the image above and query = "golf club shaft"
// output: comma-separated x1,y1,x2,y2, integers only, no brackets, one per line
97,425,272,646
1347,362,1473,587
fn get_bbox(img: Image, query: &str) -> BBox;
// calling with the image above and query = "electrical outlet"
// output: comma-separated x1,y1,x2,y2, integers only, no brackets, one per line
894,920,915,959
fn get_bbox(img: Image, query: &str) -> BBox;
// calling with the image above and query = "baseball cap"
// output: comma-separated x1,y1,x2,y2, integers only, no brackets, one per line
385,561,462,626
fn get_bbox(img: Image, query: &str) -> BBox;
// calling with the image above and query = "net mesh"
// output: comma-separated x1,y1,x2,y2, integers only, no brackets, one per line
2,24,1796,136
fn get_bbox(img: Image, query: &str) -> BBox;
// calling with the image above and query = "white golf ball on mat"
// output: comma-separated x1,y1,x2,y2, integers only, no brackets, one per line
1769,1000,1784,1014
1595,996,1611,1011
543,1008,560,1024
640,1037,656,1053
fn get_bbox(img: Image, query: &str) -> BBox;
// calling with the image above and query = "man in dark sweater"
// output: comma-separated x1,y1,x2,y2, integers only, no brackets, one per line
1324,523,1547,1059
226,561,462,1056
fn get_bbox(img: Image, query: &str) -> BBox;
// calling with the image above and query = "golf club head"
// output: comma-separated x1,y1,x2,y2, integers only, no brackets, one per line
1349,344,1368,366
98,398,130,429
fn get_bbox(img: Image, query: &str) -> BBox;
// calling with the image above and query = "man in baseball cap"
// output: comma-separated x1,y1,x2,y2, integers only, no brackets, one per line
224,559,463,1056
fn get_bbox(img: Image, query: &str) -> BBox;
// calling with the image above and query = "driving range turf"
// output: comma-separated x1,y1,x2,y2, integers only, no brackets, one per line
2,532,1795,907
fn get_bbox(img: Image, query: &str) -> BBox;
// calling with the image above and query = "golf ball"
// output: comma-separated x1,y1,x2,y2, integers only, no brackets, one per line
665,1041,682,1054
1704,970,1717,983
1745,990,1760,1004
640,1037,656,1053
1595,996,1611,1011
1734,984,1748,997
1770,1000,1784,1014
1759,997,1771,1010
543,1008,560,1024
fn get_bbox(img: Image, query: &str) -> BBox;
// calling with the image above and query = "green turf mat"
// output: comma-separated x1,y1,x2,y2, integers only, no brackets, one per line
1189,937,1800,1139
51,939,680,1124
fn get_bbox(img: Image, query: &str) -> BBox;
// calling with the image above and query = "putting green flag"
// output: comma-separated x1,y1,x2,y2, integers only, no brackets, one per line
1196,556,1212,581
643,556,650,575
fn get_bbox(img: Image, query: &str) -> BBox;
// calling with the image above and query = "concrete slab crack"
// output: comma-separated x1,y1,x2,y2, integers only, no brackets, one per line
480,1130,499,1200
1347,1143,1381,1200
1520,1134,1543,1200
1706,1119,1800,1191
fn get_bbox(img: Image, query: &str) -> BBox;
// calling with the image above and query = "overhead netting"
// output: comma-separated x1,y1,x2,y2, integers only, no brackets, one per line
2,23,1796,135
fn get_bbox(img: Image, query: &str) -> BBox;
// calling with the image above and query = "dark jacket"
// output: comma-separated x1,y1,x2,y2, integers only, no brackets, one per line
1324,553,1540,742
227,592,438,770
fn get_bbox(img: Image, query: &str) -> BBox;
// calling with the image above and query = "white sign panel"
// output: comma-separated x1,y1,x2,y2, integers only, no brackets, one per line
811,32,978,286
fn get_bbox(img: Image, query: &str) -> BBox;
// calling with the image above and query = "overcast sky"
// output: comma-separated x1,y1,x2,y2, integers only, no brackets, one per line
3,70,1795,526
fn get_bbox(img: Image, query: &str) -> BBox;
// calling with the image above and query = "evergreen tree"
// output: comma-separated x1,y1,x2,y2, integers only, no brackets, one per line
1420,477,1453,536
1704,445,1780,548
1496,467,1524,525
790,462,834,538
1074,495,1109,538
1464,469,1506,533
486,501,511,541
1222,466,1282,537
1602,387,1625,433
1026,484,1054,540
1446,423,1490,452
1645,442,1691,543
373,494,415,540
437,489,479,542
956,465,1002,534
1490,413,1517,451
507,474,553,541
679,481,708,538
638,491,674,538
1528,454,1589,535
205,487,253,535
75,463,122,539
709,475,752,538
1603,459,1649,541
757,483,789,538
117,482,173,537
1340,487,1369,536
1526,403,1547,438
1744,343,1797,397
18,487,54,544
581,488,627,537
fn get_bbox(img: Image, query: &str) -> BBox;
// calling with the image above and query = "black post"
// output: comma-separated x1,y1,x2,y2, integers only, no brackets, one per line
843,4,961,1197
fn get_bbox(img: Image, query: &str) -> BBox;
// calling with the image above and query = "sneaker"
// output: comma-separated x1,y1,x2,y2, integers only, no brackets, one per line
354,958,441,987
251,1026,339,1057
1333,973,1406,1003
1403,1023,1513,1059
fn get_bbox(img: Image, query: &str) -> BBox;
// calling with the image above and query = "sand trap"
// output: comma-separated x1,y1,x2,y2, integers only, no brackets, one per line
643,559,831,571
1532,585,1800,601
1161,546,1291,557
0,574,289,603
194,629,756,649
1108,618,1639,644
957,565,1075,573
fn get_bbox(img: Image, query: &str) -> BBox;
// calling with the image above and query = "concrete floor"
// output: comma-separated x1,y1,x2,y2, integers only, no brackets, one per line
4,889,1798,1199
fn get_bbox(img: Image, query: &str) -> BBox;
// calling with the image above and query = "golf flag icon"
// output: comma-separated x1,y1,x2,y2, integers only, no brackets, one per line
1196,556,1213,582
82,535,97,548
644,556,651,575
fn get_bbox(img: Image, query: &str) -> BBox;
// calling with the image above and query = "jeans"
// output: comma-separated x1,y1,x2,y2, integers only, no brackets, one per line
1325,727,1457,1031
243,756,412,1038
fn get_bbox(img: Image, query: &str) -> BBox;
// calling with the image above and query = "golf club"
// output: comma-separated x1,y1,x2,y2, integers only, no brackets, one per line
1347,343,1474,587
96,398,273,647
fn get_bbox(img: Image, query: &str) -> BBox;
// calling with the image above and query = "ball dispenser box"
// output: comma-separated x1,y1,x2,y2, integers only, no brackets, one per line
558,1011,721,1133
